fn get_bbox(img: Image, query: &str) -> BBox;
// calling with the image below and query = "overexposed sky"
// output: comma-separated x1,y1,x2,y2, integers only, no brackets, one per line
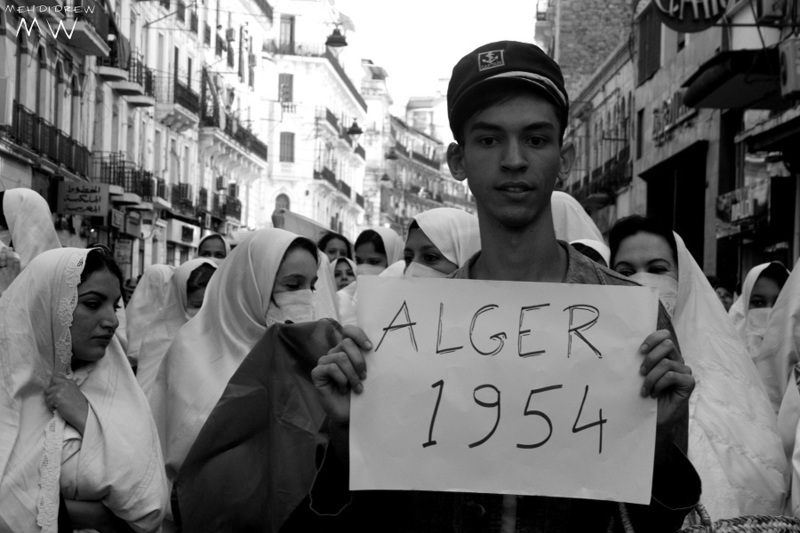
335,0,539,114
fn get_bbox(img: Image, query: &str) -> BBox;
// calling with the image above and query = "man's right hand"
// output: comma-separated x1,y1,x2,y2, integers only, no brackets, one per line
312,324,372,426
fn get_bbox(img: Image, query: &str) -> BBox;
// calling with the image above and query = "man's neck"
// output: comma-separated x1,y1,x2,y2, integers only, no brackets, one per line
471,219,567,283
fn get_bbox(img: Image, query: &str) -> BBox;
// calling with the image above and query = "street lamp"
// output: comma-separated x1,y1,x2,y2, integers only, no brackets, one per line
325,24,347,48
347,120,363,142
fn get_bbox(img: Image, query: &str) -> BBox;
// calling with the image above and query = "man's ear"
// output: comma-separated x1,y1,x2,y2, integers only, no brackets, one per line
446,142,467,182
559,140,576,180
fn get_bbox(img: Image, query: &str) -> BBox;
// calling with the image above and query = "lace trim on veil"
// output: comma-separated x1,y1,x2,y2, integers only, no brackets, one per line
36,252,83,531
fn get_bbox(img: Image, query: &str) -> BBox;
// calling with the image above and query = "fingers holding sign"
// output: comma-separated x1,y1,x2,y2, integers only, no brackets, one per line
312,324,372,427
639,329,694,429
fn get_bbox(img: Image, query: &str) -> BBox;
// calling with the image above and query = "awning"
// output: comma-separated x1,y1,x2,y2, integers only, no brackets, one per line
682,48,783,110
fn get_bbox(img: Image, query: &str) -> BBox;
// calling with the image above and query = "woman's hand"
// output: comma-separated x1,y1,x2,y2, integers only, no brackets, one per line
638,329,694,433
45,375,89,435
311,325,372,426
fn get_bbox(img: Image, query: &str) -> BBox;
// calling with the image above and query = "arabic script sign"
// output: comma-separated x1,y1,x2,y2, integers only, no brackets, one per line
57,181,109,217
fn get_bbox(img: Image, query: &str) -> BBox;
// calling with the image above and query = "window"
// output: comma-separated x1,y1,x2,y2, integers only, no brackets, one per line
279,73,293,102
677,32,685,52
637,5,661,85
636,108,644,159
275,193,290,211
279,132,295,162
279,16,294,53
36,47,46,117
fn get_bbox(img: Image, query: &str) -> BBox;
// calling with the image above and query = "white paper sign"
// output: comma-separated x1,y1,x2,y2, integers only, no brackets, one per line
351,276,659,504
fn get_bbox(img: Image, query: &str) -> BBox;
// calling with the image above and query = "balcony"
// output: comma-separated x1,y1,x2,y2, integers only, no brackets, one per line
91,151,157,204
354,144,366,160
313,166,336,186
8,101,91,177
198,84,267,179
263,41,366,112
97,36,130,81
62,0,110,56
170,182,195,218
155,75,200,132
337,179,351,198
411,150,439,170
107,50,155,107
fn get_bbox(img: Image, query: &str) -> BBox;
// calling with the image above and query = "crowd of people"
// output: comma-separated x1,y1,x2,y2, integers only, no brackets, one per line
2,40,800,532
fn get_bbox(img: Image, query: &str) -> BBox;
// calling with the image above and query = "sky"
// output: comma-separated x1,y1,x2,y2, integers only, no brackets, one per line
335,0,540,114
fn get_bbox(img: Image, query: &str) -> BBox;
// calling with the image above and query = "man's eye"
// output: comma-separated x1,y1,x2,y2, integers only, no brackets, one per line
478,137,498,146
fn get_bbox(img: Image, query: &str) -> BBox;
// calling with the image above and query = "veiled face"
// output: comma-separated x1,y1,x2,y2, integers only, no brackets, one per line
333,259,355,290
323,238,349,262
750,276,781,309
612,232,678,281
71,268,121,363
198,237,227,262
403,228,458,275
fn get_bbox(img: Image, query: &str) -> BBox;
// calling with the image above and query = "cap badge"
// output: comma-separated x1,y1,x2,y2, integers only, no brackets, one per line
478,50,504,71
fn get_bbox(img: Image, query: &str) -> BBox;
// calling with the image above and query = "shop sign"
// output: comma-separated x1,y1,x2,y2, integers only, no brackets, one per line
652,90,697,146
110,209,124,230
57,181,109,216
653,0,730,33
715,177,770,238
126,211,141,237
114,238,133,265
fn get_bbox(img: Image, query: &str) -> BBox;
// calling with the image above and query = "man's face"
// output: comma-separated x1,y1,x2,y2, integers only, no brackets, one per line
448,92,573,231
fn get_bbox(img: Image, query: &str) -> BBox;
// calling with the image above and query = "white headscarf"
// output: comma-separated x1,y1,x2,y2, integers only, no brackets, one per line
668,234,787,519
0,248,167,532
412,207,480,267
729,262,790,359
125,264,175,366
135,258,217,397
1,188,61,269
196,233,231,260
150,228,334,484
551,191,605,243
569,238,611,266
762,260,800,515
366,226,404,265
759,262,800,412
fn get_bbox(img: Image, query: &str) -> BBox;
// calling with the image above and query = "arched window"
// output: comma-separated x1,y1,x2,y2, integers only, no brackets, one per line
54,62,63,130
36,47,47,117
15,34,27,104
70,76,80,138
275,193,290,211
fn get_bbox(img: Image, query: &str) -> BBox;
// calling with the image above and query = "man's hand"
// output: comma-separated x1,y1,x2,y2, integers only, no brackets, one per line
311,325,372,426
45,374,89,435
639,329,694,432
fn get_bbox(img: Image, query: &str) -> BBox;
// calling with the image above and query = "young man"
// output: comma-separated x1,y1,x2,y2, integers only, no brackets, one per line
310,41,700,532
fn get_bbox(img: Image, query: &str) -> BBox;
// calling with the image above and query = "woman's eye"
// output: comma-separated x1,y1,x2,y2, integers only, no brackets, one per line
369,259,382,266
750,299,765,309
423,254,441,264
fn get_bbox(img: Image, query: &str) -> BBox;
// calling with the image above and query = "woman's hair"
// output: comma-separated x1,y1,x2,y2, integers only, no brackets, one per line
187,263,217,295
355,229,387,256
609,215,678,266
759,262,790,290
317,231,353,258
81,247,124,295
288,237,319,264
